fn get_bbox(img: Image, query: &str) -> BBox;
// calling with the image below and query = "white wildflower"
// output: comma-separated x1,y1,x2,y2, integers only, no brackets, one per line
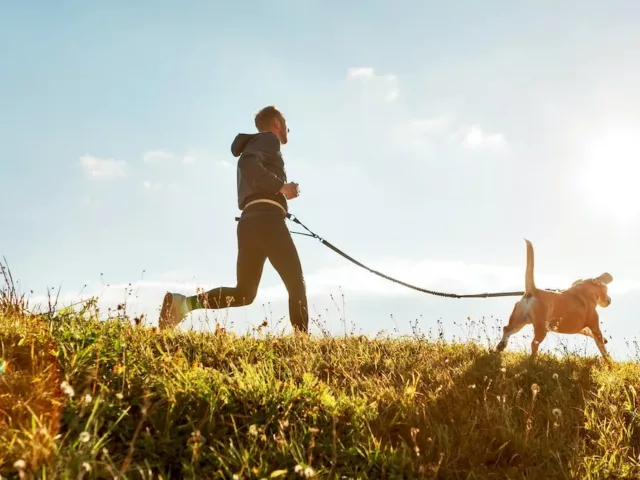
82,462,91,472
295,465,303,474
60,380,74,397
83,393,92,404
79,431,91,443
13,459,26,470
304,467,315,478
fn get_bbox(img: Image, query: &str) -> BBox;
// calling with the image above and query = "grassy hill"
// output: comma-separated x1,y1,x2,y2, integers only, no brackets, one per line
1,280,639,479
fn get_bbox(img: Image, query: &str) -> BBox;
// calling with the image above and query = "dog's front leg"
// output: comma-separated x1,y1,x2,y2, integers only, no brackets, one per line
587,312,613,365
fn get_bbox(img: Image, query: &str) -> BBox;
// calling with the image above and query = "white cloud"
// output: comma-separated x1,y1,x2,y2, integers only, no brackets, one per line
143,150,176,163
346,67,375,80
142,180,163,190
142,149,226,166
405,116,455,148
80,155,128,179
346,67,399,103
450,125,506,149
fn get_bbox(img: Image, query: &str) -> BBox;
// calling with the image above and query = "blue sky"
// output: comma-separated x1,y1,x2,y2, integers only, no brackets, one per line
2,1,640,359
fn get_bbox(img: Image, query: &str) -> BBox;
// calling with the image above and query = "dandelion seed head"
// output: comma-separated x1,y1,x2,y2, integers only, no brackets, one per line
552,373,559,380
531,383,540,394
304,466,316,478
79,431,91,443
553,408,562,418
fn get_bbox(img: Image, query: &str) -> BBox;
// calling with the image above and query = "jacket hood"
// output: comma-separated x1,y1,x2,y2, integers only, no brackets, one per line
231,133,258,157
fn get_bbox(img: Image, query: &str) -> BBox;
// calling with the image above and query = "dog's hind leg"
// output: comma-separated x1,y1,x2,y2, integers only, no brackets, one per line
530,322,548,357
496,304,529,352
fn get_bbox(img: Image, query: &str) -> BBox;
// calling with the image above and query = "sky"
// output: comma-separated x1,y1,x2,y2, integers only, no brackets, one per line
2,1,640,360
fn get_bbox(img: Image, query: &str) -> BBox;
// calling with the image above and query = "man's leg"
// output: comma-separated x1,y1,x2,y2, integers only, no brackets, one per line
262,216,309,333
158,219,267,329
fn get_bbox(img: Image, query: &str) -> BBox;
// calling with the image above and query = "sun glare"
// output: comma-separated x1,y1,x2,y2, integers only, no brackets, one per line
577,128,640,226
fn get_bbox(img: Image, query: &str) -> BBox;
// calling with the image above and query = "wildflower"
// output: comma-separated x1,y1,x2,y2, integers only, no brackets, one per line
116,392,124,400
82,462,91,472
83,393,92,404
190,430,205,444
79,431,91,443
60,380,74,398
552,373,559,380
303,467,315,478
13,459,26,470
531,383,540,394
248,425,258,436
553,408,562,418
295,465,303,474
500,367,506,373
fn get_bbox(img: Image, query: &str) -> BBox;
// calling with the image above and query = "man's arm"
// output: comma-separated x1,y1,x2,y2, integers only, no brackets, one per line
238,134,285,194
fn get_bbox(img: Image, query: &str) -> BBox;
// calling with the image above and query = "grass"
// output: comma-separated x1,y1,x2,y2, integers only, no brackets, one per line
1,262,639,479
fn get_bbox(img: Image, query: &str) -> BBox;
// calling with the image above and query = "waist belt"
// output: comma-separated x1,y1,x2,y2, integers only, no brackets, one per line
235,198,287,221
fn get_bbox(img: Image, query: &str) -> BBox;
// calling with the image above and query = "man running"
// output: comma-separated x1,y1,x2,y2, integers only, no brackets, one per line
158,105,309,333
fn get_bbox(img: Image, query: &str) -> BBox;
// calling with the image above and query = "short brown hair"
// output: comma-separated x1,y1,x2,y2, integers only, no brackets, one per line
254,105,284,131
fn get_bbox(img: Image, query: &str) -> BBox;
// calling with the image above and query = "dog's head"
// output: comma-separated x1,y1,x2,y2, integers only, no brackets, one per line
571,272,613,307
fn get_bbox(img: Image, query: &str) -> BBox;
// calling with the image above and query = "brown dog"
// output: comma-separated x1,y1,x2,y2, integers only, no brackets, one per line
496,239,613,363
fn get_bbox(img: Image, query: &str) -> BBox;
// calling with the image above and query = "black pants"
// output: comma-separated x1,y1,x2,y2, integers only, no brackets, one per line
195,213,309,333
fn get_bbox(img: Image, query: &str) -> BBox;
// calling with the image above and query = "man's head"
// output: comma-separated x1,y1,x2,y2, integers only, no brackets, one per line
254,105,288,144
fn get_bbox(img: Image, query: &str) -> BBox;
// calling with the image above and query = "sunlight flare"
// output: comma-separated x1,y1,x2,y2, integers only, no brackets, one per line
577,127,640,226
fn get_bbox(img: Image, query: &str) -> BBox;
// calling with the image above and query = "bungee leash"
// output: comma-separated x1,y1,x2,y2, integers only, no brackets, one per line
285,213,563,299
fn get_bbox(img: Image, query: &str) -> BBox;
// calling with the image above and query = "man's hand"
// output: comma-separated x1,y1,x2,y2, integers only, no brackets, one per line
279,182,300,200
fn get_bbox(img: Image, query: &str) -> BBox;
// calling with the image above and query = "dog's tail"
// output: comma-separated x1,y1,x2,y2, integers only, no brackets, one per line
524,238,536,294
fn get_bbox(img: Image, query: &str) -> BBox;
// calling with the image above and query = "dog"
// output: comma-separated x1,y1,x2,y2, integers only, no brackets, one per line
496,238,613,363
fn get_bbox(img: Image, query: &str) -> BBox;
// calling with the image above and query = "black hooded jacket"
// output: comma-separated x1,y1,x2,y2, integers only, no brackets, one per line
231,131,288,215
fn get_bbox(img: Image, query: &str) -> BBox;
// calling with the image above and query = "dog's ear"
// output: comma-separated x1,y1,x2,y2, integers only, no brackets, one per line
596,272,613,284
